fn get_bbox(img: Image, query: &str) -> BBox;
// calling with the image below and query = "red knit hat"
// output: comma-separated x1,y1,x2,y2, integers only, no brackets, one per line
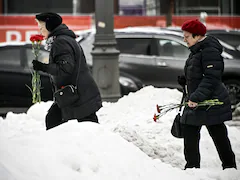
181,19,206,36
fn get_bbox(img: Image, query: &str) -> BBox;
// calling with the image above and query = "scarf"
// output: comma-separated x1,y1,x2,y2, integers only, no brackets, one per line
44,36,56,51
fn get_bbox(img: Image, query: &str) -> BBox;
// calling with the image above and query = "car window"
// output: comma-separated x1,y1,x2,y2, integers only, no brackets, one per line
116,38,152,55
26,48,50,67
0,48,21,66
210,34,240,48
158,39,189,59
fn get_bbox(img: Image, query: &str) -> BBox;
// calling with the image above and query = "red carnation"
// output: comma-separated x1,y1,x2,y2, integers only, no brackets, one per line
156,105,161,113
29,34,44,104
30,34,44,42
153,114,158,122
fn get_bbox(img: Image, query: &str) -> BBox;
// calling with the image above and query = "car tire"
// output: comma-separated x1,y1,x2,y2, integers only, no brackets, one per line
223,79,240,109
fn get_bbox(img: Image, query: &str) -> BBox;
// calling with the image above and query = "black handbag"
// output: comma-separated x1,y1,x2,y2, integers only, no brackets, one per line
53,85,79,108
171,91,185,138
171,113,184,138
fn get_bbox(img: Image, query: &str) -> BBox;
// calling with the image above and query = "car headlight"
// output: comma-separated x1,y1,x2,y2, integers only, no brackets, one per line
119,76,138,89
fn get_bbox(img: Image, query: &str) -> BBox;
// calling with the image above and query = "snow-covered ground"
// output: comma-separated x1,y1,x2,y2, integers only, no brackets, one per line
0,86,239,180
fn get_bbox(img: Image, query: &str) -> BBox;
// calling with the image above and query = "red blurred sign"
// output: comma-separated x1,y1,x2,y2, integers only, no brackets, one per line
114,15,240,30
114,16,166,29
1,15,240,42
0,15,92,42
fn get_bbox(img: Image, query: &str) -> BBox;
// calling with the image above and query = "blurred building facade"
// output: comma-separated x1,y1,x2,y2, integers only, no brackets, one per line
0,0,118,14
0,0,239,15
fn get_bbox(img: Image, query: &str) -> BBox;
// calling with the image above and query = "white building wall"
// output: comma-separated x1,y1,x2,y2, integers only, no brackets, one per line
119,0,144,6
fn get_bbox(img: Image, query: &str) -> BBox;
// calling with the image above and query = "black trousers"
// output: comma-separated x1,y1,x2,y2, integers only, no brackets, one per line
183,123,236,170
46,103,99,130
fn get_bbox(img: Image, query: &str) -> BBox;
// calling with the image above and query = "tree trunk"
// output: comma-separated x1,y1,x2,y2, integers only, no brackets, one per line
0,0,3,14
80,0,94,13
80,0,119,14
166,0,174,27
114,0,119,14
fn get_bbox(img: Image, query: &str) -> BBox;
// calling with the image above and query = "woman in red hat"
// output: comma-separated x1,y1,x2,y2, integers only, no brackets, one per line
179,19,236,170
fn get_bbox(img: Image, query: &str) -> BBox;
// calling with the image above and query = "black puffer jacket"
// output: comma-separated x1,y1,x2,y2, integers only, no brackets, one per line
45,24,102,121
181,36,232,126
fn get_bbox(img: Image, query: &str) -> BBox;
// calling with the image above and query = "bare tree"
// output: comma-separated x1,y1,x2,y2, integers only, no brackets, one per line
166,0,174,27
79,0,119,14
80,0,94,13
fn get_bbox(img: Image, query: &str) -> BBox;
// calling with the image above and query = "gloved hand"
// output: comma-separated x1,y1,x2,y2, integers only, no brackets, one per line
32,60,48,72
177,75,186,87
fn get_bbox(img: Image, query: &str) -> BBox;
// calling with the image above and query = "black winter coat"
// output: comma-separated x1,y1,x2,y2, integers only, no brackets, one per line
181,36,232,126
44,24,102,121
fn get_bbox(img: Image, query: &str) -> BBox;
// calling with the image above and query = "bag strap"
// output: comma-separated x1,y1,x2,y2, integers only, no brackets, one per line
178,88,186,113
73,43,81,89
64,37,81,89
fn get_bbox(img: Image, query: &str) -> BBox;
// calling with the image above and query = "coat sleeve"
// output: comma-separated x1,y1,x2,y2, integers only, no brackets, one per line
189,48,224,102
45,38,75,76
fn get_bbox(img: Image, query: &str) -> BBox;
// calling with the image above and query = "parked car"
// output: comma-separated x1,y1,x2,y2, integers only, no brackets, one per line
78,27,240,108
163,27,240,59
0,42,143,115
207,29,240,48
206,29,240,59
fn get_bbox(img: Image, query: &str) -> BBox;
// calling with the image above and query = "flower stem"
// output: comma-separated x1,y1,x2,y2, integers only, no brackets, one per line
32,70,41,103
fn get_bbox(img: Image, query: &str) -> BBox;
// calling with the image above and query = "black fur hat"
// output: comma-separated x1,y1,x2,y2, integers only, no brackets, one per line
36,12,62,32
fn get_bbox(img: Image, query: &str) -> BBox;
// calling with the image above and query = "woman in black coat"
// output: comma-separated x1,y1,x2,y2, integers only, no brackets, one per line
33,12,102,130
180,19,236,170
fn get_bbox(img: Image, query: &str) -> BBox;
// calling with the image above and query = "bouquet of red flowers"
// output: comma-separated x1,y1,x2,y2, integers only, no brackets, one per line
28,34,45,103
153,99,223,122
